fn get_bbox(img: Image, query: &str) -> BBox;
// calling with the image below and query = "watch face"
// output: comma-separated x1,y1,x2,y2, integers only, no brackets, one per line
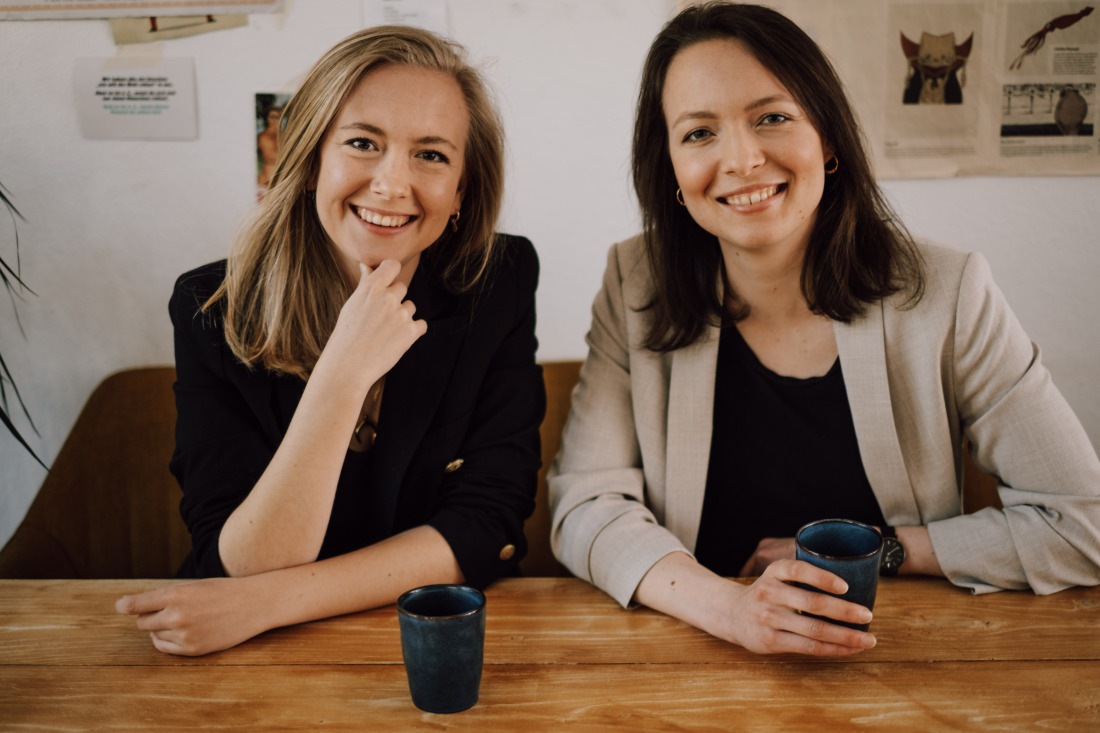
881,537,905,573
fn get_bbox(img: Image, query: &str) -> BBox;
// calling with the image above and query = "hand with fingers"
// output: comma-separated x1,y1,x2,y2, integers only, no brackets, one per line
724,559,876,656
115,577,274,657
321,259,428,391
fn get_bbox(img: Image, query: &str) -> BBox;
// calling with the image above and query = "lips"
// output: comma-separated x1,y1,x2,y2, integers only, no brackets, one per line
355,206,414,228
719,184,784,206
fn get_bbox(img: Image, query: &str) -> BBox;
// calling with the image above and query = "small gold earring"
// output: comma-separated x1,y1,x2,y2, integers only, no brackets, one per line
675,188,686,206
824,156,839,175
450,210,461,233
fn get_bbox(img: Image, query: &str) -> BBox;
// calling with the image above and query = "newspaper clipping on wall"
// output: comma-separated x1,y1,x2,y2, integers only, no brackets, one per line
769,0,1099,177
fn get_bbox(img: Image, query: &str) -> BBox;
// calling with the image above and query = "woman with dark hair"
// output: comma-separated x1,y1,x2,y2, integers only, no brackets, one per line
550,2,1100,656
116,26,545,656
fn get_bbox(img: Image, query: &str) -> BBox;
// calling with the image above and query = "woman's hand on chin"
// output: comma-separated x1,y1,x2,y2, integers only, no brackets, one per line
320,259,428,391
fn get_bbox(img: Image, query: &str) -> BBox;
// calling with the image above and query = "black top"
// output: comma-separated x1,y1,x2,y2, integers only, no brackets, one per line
694,325,886,576
168,235,546,587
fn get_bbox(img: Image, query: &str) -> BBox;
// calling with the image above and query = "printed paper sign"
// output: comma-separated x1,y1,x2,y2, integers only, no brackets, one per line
74,58,198,141
0,1,279,20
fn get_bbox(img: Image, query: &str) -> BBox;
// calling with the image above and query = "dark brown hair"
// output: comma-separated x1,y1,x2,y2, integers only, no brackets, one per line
633,2,923,351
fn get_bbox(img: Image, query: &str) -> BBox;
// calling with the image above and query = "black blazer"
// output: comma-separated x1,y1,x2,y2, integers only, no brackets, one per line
168,235,545,588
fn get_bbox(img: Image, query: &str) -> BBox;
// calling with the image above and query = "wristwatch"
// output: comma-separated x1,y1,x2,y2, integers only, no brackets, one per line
880,526,905,576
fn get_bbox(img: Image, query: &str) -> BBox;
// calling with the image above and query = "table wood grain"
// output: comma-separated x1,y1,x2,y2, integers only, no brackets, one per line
2,663,1097,731
2,577,1099,730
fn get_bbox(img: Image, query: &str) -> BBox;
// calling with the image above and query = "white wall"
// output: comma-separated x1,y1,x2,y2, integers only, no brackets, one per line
1,0,1098,550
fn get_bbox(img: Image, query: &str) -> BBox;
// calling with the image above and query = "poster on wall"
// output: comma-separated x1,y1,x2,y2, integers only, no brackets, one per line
999,3,1096,160
109,14,248,44
73,58,197,141
763,0,1100,177
256,92,291,201
0,0,279,21
884,2,983,174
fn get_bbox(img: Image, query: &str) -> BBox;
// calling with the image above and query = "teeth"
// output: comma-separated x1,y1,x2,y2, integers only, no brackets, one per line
357,208,410,227
726,185,779,206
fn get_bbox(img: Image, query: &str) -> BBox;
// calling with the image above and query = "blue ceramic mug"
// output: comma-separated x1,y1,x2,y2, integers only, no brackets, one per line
795,518,883,631
397,584,486,714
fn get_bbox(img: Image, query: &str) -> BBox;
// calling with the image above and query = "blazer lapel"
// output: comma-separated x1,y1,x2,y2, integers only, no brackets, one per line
664,321,720,551
835,304,922,525
365,270,467,537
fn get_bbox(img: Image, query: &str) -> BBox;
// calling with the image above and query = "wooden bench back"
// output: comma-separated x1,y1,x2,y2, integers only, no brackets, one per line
0,361,999,579
0,367,188,578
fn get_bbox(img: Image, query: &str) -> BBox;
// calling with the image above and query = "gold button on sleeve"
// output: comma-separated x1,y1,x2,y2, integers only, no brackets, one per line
444,458,464,473
499,544,516,561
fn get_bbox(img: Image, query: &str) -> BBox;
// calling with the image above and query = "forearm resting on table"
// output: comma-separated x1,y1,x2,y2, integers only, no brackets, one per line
634,551,741,640
117,525,464,657
260,525,464,630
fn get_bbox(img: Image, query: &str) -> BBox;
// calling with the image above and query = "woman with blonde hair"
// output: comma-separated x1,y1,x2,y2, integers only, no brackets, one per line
117,26,545,656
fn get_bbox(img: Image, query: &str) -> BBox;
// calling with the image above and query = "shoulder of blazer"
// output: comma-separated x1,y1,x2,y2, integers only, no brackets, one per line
172,260,227,303
611,234,647,281
490,233,539,291
913,238,972,281
417,233,538,308
169,260,232,373
603,233,660,321
879,239,974,319
459,233,539,317
170,260,227,325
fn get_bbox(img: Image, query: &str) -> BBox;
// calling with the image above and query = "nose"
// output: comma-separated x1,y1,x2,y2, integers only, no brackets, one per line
369,153,410,199
720,127,766,176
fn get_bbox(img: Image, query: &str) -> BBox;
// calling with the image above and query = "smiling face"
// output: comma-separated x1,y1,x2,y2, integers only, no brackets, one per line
663,38,830,260
313,63,468,287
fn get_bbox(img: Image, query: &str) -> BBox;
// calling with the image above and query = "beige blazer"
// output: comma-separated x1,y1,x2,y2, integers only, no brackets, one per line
549,235,1100,607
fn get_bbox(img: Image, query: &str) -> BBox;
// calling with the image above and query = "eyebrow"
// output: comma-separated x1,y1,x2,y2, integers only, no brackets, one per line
338,122,459,150
670,95,795,127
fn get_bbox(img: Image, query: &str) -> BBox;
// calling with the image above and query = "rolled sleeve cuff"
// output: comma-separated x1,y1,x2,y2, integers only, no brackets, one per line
589,517,693,608
927,514,1026,594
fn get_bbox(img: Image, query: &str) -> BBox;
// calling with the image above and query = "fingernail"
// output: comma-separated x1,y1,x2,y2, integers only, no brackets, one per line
859,609,873,623
862,634,876,648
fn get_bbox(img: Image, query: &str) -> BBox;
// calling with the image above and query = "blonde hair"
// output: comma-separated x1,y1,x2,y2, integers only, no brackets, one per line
207,26,505,378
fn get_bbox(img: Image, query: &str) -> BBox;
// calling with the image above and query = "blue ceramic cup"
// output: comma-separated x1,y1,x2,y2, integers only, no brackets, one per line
397,584,486,714
795,518,883,631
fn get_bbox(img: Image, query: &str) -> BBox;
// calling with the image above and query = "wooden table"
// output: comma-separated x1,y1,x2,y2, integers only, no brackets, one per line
2,577,1098,730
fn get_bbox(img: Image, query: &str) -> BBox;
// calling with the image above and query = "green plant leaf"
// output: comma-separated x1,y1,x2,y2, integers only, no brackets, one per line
1,180,46,469
0,404,46,469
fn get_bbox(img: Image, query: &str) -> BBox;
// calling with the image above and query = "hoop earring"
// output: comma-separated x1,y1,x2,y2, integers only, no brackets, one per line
824,156,839,175
675,188,686,206
450,210,461,233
